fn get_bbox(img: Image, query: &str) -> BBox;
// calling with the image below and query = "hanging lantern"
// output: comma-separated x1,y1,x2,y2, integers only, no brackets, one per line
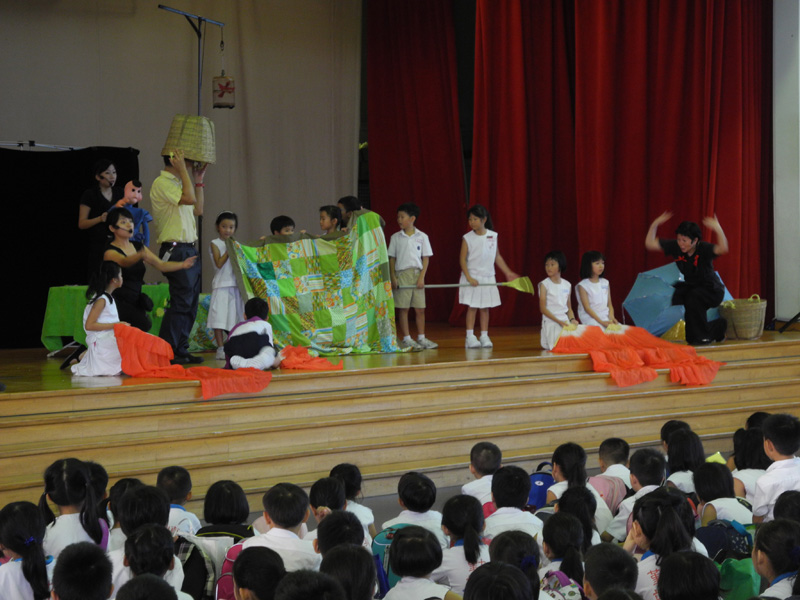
213,28,235,109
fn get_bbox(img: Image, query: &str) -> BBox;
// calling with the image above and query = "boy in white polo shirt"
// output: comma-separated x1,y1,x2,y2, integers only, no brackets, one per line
461,441,502,506
388,203,436,350
753,413,800,523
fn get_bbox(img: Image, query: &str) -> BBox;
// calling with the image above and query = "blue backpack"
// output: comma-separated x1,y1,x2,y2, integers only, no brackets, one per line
528,461,554,510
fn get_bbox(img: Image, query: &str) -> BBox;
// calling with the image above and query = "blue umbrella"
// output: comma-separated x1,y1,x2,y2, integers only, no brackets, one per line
623,263,733,336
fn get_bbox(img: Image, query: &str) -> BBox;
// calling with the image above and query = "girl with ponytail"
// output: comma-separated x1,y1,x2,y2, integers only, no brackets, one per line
558,486,600,550
538,512,585,584
752,518,800,598
0,502,51,600
431,495,489,595
625,488,692,600
40,458,107,560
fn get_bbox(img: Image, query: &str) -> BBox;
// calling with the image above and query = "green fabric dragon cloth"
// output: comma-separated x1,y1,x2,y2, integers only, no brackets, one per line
229,211,402,355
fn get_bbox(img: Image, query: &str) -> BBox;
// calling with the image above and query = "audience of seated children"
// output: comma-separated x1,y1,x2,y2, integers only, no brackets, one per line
303,477,346,543
106,478,144,552
659,420,691,455
537,512,585,585
598,438,631,489
546,443,613,533
751,518,800,598
40,458,106,560
693,462,753,526
461,441,502,506
464,562,533,600
664,429,704,494
196,480,254,541
116,573,178,600
603,448,665,542
319,205,342,235
274,569,346,600
381,472,448,549
270,216,295,236
51,542,113,600
225,298,281,371
122,524,192,599
232,547,286,600
319,544,376,600
431,495,489,595
731,426,771,502
624,488,693,600
487,530,545,599
239,483,320,571
383,525,461,600
157,466,201,537
483,465,543,539
329,463,377,540
0,501,52,600
314,510,365,556
583,543,638,600
753,413,800,523
655,551,720,600
557,486,599,549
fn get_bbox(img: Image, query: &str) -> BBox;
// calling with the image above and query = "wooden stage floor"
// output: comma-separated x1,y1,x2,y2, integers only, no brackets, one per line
2,323,798,396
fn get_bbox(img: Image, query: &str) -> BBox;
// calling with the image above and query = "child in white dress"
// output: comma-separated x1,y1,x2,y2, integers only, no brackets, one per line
576,251,618,327
209,211,244,360
693,463,752,526
539,251,577,351
431,495,489,595
459,205,519,349
384,526,461,600
71,261,125,377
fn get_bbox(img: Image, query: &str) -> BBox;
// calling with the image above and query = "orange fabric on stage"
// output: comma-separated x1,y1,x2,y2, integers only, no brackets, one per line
115,324,272,400
280,346,343,371
551,325,723,387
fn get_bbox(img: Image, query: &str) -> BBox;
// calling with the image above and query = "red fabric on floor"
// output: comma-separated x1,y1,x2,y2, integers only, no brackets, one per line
280,346,343,371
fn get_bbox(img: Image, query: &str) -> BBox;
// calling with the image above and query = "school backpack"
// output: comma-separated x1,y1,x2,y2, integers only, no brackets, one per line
528,461,554,510
588,474,628,514
696,519,753,563
372,524,412,595
541,570,587,600
215,541,244,600
717,557,760,600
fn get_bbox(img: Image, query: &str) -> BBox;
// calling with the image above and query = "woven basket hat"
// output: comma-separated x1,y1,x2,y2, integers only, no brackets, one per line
161,114,216,164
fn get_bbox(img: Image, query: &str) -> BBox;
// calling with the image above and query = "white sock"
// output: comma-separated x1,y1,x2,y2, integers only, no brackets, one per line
418,335,426,340
466,329,474,337
403,335,412,342
481,331,490,338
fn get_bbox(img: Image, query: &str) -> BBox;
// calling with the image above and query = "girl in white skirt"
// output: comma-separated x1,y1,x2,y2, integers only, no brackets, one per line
539,250,577,350
459,205,519,349
209,211,244,359
576,250,618,327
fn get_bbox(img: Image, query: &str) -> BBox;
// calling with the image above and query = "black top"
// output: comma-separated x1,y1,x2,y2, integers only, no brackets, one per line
80,185,124,248
660,239,722,292
106,242,146,303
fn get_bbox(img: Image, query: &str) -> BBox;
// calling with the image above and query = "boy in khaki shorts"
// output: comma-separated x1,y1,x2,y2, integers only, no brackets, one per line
388,203,437,350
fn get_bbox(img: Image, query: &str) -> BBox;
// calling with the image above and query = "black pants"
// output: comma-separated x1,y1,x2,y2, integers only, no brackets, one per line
158,242,201,356
672,283,725,343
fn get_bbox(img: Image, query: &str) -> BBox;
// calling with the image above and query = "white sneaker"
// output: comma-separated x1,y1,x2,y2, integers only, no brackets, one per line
480,334,493,348
465,334,482,348
401,338,423,350
215,347,226,360
230,355,244,369
418,337,439,349
273,348,285,368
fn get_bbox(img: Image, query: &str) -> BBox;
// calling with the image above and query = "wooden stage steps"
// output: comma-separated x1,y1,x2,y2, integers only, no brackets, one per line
2,327,800,513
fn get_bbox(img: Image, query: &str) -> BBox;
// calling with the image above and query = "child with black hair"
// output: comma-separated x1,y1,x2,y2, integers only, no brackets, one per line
747,411,771,430
693,463,752,526
106,478,144,552
752,518,800,597
576,251,618,327
558,486,599,549
270,216,295,236
484,466,543,539
209,210,244,359
233,547,286,600
303,477,346,545
196,480,254,541
71,261,125,376
464,562,532,600
0,502,51,600
320,545,376,600
388,202,437,350
655,551,719,600
659,420,691,454
753,413,800,523
315,510,365,556
40,458,106,559
624,488,693,600
225,298,282,371
732,427,772,502
461,441,502,505
431,495,489,594
384,526,461,600
665,429,705,494
123,524,190,599
538,512,585,585
382,472,448,548
539,250,577,350
774,490,800,523
157,466,201,537
116,573,178,600
319,205,342,235
598,438,631,489
487,530,541,598
329,463,376,540
337,196,361,230
85,461,110,524
51,542,113,600
603,449,665,543
546,443,613,533
583,543,638,600
275,569,346,600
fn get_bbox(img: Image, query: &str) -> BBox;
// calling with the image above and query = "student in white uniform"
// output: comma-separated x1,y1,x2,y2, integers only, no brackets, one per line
329,463,377,541
665,429,705,495
119,524,191,599
752,519,800,599
431,495,489,595
576,251,618,327
382,472,448,549
302,477,346,545
656,551,720,600
156,466,202,538
208,211,244,359
51,542,113,600
484,466,544,540
558,487,601,548
232,547,288,600
0,502,53,600
693,463,753,526
461,441,502,507
753,413,800,523
598,437,632,490
384,526,461,600
320,544,375,600
538,513,585,585
731,427,771,503
583,543,639,600
488,531,555,600
603,449,665,543
539,250,576,351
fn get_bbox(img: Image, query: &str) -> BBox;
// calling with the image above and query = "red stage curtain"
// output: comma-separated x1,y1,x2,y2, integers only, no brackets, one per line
367,0,467,321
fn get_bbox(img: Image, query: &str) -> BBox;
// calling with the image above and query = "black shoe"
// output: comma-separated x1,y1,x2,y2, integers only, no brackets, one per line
60,345,87,370
171,353,203,365
690,338,713,346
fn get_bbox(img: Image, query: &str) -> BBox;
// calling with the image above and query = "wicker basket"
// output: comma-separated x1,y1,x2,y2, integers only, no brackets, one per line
718,295,767,340
161,114,216,164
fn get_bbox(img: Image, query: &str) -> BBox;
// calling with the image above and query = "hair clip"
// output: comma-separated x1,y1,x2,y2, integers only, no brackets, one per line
791,545,800,564
520,553,539,570
23,536,36,546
